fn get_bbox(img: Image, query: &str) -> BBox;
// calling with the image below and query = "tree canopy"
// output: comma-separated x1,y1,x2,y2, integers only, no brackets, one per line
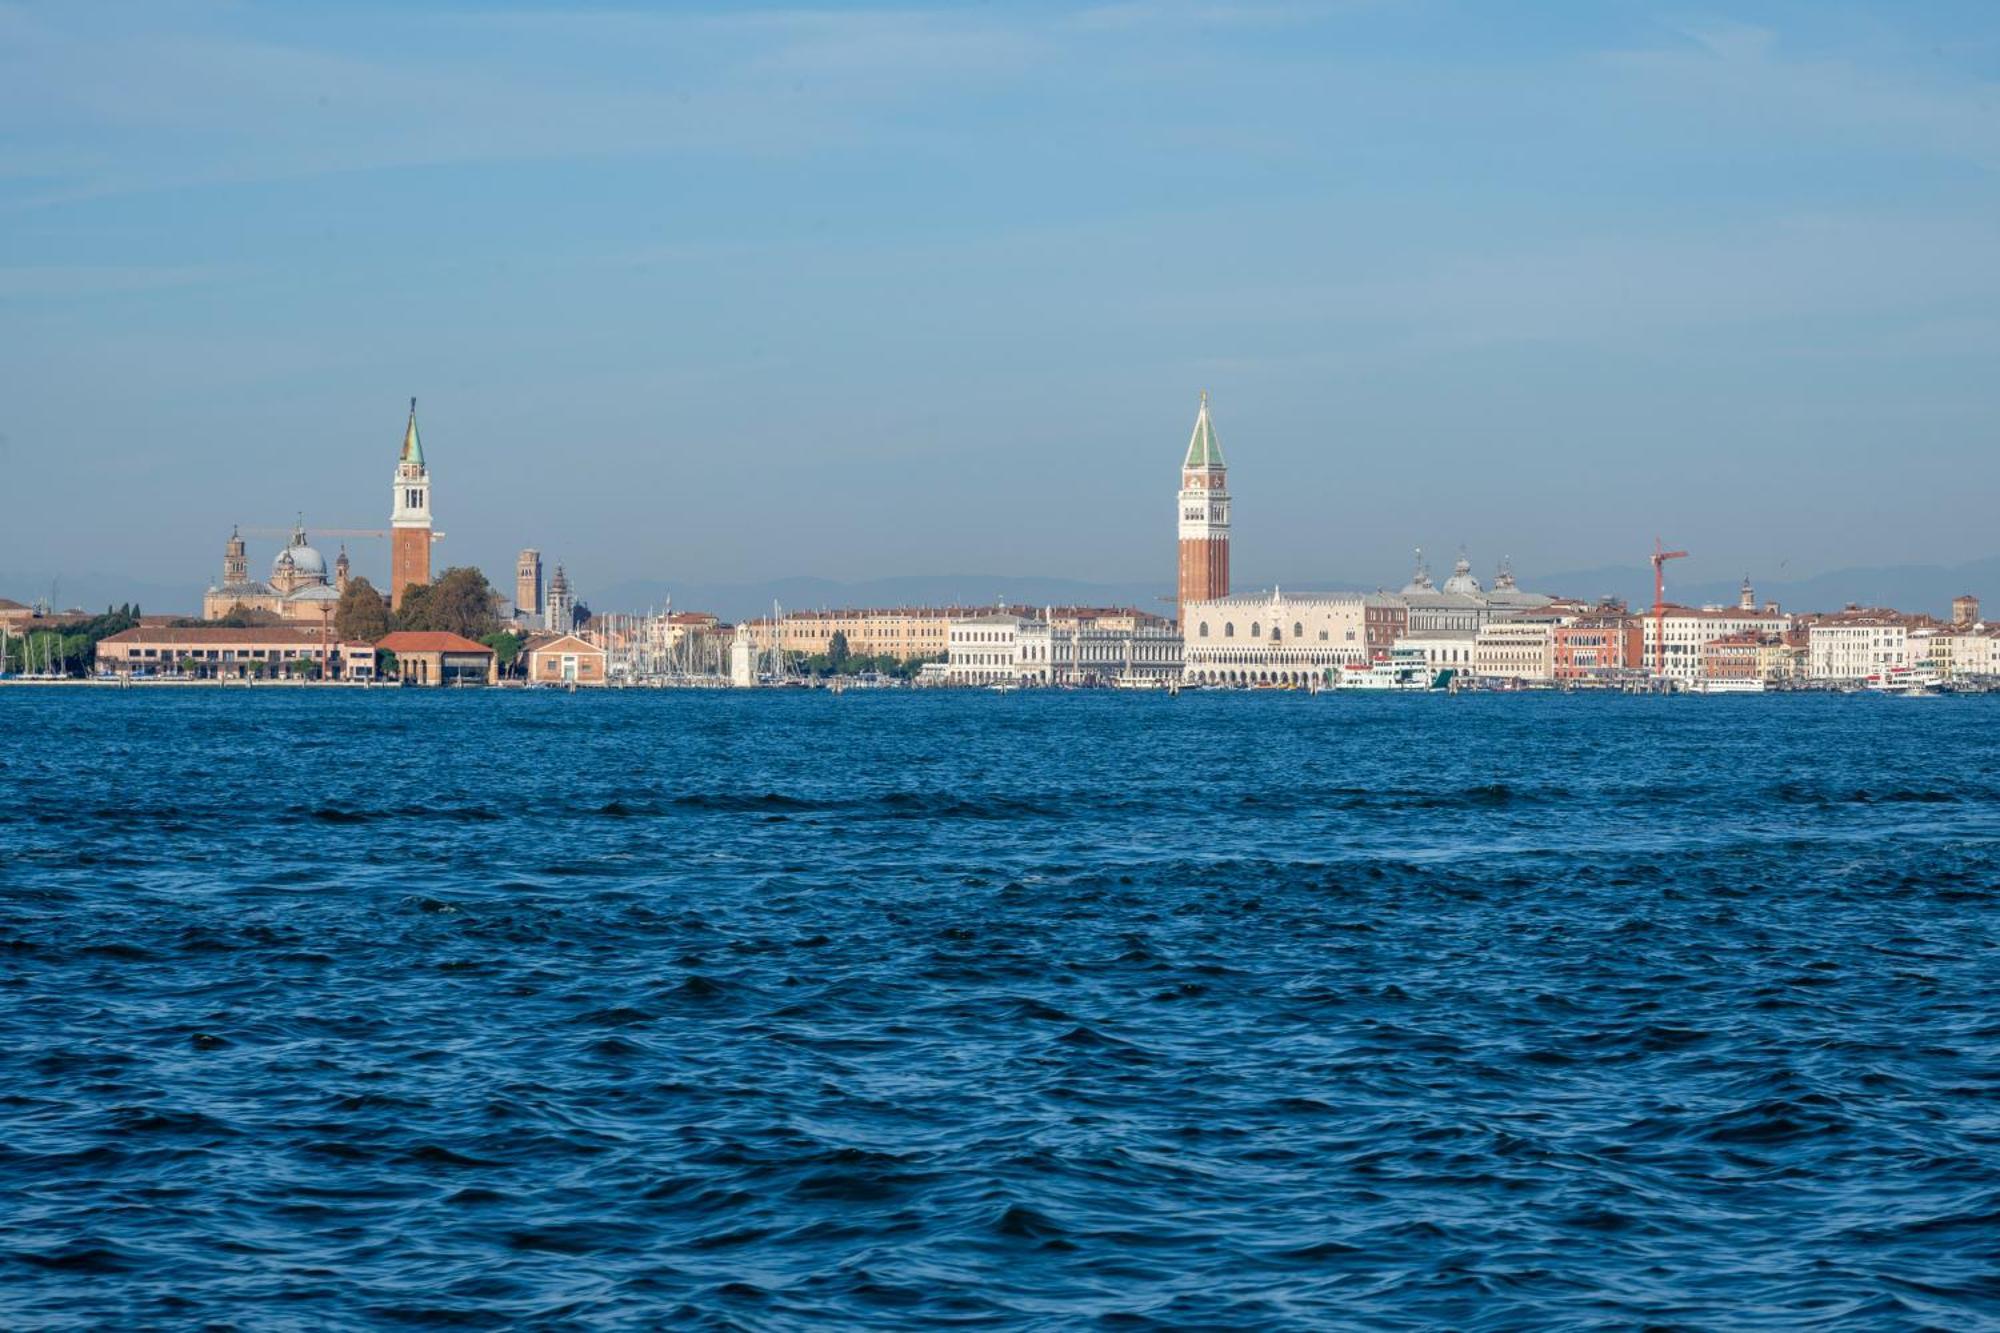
481,630,526,675
5,606,139,676
334,577,391,642
391,567,502,639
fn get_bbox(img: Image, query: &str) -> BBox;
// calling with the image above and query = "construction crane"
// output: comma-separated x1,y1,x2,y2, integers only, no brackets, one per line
1650,538,1689,679
239,525,444,542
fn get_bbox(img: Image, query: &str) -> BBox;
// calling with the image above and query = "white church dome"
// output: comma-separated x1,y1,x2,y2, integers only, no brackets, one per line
274,544,327,578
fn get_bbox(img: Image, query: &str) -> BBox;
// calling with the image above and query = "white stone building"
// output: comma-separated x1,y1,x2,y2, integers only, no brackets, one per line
946,612,1183,686
1394,633,1478,674
1807,614,1916,682
1641,606,1791,685
1914,625,2000,681
1018,617,1182,685
1472,620,1559,684
945,614,1030,685
1181,589,1407,685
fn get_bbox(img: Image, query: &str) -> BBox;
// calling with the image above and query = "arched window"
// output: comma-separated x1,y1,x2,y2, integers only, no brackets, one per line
1251,623,1262,638
1224,622,1235,638
1294,622,1304,638
1199,621,1209,638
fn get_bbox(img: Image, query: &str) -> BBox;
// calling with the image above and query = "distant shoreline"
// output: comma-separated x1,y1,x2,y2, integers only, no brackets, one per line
3,678,1992,698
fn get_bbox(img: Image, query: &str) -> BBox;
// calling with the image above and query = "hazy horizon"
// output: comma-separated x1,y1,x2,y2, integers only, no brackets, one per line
5,1,1998,609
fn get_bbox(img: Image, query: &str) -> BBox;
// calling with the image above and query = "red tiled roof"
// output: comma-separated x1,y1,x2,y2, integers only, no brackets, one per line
1652,604,1788,621
375,631,493,653
523,633,601,654
100,626,322,645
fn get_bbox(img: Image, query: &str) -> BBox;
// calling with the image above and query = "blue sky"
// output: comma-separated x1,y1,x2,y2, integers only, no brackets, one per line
3,1,1997,610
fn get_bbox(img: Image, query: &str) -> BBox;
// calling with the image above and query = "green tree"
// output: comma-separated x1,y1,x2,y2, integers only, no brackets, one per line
571,601,593,631
828,631,851,671
481,630,526,677
375,648,398,680
392,581,435,632
213,602,282,628
334,577,391,642
394,567,500,639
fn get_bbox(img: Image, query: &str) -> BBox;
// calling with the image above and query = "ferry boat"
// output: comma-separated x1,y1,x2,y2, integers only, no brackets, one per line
1866,667,1941,695
1331,648,1448,692
1692,677,1766,694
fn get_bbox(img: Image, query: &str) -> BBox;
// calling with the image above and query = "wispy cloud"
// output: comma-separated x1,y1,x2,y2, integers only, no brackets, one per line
1600,19,2000,172
0,3,1056,208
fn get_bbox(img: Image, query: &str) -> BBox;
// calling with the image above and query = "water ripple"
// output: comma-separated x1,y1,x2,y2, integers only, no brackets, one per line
2,689,1997,1328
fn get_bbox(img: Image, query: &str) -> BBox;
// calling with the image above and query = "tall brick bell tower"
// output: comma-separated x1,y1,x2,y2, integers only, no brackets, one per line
389,397,433,610
1176,391,1230,626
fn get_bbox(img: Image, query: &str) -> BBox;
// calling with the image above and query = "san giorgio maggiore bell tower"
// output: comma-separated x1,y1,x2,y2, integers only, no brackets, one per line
389,398,432,610
1176,391,1230,625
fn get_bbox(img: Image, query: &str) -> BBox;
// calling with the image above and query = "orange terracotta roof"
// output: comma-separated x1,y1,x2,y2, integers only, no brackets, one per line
100,626,323,645
524,633,602,655
375,631,493,653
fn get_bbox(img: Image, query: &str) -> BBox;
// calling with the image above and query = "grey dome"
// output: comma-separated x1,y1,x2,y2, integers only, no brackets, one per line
275,544,327,578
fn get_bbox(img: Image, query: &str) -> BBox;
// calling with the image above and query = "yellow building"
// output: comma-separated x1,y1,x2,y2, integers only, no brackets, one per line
735,607,1015,662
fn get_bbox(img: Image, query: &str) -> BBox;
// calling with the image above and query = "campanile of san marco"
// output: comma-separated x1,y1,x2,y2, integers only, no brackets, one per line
1176,391,1229,625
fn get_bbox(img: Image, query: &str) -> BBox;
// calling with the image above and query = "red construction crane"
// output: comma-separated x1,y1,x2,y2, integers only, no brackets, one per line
1650,538,1689,679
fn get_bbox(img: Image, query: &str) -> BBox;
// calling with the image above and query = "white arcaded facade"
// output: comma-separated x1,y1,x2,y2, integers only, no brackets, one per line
1180,589,1405,685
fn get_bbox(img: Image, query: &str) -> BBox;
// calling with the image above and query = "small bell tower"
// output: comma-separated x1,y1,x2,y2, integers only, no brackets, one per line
222,526,248,586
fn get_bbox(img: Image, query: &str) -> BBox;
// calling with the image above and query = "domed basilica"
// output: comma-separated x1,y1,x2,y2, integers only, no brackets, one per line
202,521,351,622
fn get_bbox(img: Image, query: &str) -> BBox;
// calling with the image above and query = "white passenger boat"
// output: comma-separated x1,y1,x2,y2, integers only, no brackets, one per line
1331,648,1446,691
1866,668,1941,695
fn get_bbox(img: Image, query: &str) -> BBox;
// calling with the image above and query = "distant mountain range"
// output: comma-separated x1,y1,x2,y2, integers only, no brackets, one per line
10,556,1994,626
593,574,1176,622
1532,558,2000,621
600,557,1998,622
0,571,196,617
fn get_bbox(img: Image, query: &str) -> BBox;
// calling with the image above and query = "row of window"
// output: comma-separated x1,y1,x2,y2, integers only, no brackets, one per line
1197,620,1358,642
123,646,343,660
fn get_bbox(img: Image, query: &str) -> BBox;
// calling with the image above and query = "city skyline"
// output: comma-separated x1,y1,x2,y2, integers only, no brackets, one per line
6,2,2000,604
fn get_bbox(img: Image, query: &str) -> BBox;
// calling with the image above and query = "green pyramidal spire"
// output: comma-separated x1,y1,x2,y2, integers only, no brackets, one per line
400,397,425,467
1183,390,1224,468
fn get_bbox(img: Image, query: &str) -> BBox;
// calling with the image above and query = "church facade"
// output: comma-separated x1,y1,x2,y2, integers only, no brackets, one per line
201,399,437,623
202,523,350,623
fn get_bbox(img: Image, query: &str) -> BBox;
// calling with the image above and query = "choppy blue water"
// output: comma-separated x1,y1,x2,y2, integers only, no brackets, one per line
2,689,1997,1329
